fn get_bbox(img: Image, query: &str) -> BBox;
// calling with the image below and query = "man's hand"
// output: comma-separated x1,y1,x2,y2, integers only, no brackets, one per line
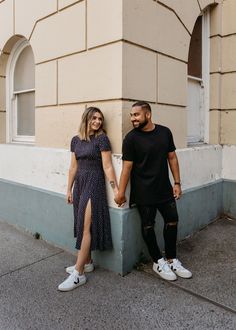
114,193,127,207
173,184,182,200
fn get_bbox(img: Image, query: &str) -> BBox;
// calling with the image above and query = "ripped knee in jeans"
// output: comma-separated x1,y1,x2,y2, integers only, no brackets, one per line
165,221,178,229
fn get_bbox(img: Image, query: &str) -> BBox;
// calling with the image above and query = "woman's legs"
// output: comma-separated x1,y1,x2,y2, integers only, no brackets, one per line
75,199,92,274
58,200,93,291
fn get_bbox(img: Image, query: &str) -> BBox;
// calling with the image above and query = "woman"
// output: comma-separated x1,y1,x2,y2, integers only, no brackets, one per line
58,107,118,291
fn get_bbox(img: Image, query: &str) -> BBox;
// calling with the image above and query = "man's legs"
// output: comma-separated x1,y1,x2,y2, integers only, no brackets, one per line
157,199,178,260
137,205,162,263
157,199,192,279
137,205,177,281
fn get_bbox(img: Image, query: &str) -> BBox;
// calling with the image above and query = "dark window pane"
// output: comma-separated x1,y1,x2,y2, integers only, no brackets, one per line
188,16,202,78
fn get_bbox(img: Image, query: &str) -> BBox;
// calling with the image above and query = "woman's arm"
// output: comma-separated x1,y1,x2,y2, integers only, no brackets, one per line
66,153,78,203
114,160,133,206
101,151,118,197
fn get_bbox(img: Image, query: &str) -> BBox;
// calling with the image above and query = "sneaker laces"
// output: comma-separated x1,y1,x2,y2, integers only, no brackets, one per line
172,259,185,270
159,260,172,272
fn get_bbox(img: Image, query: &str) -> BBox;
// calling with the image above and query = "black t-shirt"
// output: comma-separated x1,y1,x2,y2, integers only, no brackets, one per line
122,124,176,206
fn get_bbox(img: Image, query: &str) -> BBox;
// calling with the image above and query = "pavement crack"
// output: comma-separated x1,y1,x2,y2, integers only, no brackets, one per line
169,281,236,315
0,250,64,279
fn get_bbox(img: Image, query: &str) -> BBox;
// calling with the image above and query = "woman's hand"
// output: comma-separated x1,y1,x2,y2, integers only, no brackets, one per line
114,192,127,207
66,191,73,204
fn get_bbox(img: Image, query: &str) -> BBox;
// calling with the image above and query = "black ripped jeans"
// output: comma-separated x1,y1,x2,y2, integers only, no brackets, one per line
137,199,179,262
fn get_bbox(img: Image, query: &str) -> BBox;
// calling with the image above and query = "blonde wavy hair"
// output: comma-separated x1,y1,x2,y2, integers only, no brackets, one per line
79,107,105,141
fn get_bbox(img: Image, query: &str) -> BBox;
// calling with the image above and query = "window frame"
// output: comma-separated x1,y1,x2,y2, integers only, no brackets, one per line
6,39,35,144
187,9,210,145
202,8,210,144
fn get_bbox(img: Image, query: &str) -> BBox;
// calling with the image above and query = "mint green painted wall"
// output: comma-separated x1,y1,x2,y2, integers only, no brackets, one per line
223,180,236,219
0,178,229,275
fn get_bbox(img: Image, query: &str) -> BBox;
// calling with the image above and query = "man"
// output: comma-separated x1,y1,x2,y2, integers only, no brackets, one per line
115,101,192,281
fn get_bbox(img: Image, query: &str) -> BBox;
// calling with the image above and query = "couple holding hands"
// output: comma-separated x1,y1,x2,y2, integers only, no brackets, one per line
58,101,192,292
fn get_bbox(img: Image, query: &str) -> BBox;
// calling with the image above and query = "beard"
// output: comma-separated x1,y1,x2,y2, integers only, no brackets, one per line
132,119,149,130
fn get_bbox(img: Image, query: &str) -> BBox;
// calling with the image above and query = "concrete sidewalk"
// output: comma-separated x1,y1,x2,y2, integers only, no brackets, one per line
0,217,235,330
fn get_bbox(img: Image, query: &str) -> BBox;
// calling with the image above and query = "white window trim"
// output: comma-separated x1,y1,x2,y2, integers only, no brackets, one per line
6,39,35,144
202,8,210,144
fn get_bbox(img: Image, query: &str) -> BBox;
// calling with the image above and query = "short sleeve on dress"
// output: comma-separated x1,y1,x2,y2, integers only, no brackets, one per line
97,134,111,152
70,136,79,152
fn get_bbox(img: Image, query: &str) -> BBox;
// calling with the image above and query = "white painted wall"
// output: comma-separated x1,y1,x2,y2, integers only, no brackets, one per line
222,145,236,180
176,145,222,191
0,144,234,209
0,144,70,194
0,144,123,208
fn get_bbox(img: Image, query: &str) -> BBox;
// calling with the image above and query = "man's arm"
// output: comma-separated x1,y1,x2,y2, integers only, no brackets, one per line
114,160,133,206
168,151,182,199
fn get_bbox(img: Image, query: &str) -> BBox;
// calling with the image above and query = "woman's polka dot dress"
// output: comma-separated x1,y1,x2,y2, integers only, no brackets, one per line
70,133,113,251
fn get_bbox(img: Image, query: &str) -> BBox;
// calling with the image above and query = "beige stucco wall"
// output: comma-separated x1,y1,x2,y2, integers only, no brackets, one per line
0,45,8,143
123,0,191,61
209,110,220,144
36,100,123,153
122,43,157,103
209,0,236,145
1,0,235,150
0,0,14,49
31,2,86,63
221,111,236,144
15,0,57,40
35,61,58,107
35,104,85,149
0,0,124,149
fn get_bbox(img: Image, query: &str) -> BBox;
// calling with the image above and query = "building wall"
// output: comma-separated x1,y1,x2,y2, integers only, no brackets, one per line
0,143,227,275
222,145,236,217
0,0,124,151
0,0,223,151
2,143,236,274
1,0,236,275
210,0,236,144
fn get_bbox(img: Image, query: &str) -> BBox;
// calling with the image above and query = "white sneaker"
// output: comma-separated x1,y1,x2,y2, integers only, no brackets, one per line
169,258,192,279
66,262,94,274
153,258,177,281
58,269,86,292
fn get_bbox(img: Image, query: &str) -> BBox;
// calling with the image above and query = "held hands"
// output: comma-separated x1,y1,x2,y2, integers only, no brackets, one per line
110,181,126,207
173,184,182,200
114,192,127,207
66,191,73,204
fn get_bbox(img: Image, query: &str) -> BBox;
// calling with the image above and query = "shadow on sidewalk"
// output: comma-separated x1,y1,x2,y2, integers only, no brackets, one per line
138,217,236,312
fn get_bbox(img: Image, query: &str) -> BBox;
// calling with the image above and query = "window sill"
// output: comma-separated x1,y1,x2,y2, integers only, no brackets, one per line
5,142,35,147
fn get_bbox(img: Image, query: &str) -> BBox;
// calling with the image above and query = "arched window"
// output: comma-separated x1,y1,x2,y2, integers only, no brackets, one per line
7,39,35,143
187,9,210,144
